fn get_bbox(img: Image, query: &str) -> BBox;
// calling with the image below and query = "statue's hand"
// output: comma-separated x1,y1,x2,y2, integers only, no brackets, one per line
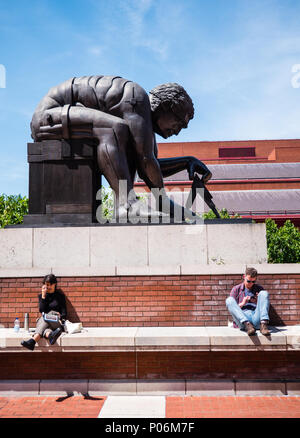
187,158,212,184
35,124,63,140
202,170,212,184
35,123,94,141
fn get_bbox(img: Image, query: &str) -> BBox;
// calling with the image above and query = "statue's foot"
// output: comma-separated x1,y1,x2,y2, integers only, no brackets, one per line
116,200,197,224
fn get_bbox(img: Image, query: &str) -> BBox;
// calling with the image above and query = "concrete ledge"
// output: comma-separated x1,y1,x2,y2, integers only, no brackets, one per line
39,379,88,396
235,380,286,396
0,379,299,396
0,380,40,396
0,263,299,278
1,325,300,352
186,380,235,396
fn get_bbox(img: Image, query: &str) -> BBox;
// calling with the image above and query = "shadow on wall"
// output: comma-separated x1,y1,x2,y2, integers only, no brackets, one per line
269,304,285,326
65,296,81,323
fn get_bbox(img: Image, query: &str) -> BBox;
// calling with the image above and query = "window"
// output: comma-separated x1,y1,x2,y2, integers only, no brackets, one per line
219,147,256,158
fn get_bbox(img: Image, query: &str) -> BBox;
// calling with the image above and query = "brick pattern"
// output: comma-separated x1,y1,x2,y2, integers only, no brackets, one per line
0,274,299,328
0,352,136,380
0,396,106,418
1,395,300,418
0,351,299,380
137,351,300,380
166,396,300,418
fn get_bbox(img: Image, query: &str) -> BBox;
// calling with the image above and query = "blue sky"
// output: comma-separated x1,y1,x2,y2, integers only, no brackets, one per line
1,0,300,196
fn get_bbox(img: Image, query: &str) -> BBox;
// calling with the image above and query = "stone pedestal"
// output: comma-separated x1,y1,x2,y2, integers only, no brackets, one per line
24,140,101,225
0,222,268,271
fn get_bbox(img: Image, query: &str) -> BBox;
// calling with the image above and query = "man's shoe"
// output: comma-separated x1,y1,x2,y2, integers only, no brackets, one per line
21,338,36,351
244,321,256,336
260,321,270,336
48,328,62,345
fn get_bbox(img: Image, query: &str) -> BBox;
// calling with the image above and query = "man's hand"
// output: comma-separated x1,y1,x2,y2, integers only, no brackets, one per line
187,157,212,183
239,296,250,308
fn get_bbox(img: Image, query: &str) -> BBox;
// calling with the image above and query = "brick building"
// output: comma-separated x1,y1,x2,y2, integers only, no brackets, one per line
135,139,300,226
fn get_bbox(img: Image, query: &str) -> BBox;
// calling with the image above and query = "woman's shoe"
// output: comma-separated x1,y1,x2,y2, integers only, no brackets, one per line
21,338,36,351
48,328,62,345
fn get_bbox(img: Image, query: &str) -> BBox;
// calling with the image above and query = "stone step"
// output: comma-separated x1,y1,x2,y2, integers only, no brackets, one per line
0,378,300,396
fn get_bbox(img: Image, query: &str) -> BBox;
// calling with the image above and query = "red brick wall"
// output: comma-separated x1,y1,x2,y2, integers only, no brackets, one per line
157,139,300,164
0,351,299,380
0,352,136,380
0,274,299,328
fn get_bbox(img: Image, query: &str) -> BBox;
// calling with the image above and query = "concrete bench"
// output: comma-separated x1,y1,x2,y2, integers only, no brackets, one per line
1,325,300,352
1,326,300,396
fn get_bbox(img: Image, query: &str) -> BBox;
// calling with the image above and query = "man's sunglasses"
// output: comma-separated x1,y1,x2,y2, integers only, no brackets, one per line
246,279,256,284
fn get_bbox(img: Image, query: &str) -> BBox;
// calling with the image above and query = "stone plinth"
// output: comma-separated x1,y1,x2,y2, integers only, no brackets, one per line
26,140,101,224
0,222,267,272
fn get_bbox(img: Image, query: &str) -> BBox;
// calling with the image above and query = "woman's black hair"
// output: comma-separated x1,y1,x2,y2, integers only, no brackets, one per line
43,274,57,286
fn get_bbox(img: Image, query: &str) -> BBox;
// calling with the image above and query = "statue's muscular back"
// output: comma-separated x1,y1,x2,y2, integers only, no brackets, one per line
30,75,148,141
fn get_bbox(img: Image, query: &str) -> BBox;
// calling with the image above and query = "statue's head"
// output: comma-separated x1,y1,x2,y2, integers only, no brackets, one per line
149,83,194,138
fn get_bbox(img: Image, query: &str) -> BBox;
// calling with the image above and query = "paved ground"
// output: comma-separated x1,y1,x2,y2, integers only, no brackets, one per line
0,395,300,418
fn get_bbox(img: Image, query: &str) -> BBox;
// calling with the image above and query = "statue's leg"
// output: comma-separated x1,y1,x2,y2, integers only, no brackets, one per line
33,105,138,217
68,107,136,216
94,126,136,213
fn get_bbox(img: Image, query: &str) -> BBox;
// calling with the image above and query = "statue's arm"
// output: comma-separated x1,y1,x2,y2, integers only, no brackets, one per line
130,116,164,189
120,84,165,189
158,156,212,183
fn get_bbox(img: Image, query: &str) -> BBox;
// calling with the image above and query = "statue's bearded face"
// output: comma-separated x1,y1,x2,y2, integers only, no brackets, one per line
154,107,190,139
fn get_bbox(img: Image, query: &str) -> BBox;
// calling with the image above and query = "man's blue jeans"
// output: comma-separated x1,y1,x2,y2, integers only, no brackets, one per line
226,290,270,330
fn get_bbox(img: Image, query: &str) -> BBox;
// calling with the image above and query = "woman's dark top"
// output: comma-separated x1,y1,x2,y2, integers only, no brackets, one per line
38,290,67,321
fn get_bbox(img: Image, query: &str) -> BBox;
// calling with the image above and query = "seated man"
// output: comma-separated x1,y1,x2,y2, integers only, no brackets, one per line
226,267,270,336
30,76,211,220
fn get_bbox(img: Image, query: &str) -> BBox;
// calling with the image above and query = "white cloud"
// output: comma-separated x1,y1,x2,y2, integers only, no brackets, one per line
87,46,103,57
183,4,300,141
118,0,170,60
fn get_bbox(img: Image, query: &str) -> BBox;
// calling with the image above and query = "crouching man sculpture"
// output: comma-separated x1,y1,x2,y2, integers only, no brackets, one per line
31,75,212,221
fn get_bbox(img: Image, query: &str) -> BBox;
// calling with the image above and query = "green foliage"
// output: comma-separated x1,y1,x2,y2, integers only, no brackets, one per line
98,186,115,219
0,194,29,228
99,187,147,219
202,208,240,219
266,218,300,263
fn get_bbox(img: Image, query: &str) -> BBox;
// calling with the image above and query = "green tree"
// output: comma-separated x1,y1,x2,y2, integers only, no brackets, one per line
0,194,29,228
202,208,240,219
266,218,300,263
98,186,148,220
98,186,115,220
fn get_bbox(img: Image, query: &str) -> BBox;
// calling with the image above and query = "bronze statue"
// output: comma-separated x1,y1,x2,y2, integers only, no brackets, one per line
31,76,212,220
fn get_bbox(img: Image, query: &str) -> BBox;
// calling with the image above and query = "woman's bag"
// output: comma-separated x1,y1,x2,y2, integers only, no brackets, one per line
64,320,82,334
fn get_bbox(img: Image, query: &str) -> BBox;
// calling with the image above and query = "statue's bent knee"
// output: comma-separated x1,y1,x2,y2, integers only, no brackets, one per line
112,121,129,141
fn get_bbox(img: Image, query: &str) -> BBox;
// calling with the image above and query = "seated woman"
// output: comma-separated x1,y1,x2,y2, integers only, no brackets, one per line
21,273,67,351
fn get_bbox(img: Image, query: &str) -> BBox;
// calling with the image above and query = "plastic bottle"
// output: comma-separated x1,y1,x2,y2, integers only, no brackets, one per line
14,318,20,332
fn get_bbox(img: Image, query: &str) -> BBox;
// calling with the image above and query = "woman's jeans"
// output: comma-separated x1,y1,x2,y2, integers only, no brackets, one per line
226,290,270,330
